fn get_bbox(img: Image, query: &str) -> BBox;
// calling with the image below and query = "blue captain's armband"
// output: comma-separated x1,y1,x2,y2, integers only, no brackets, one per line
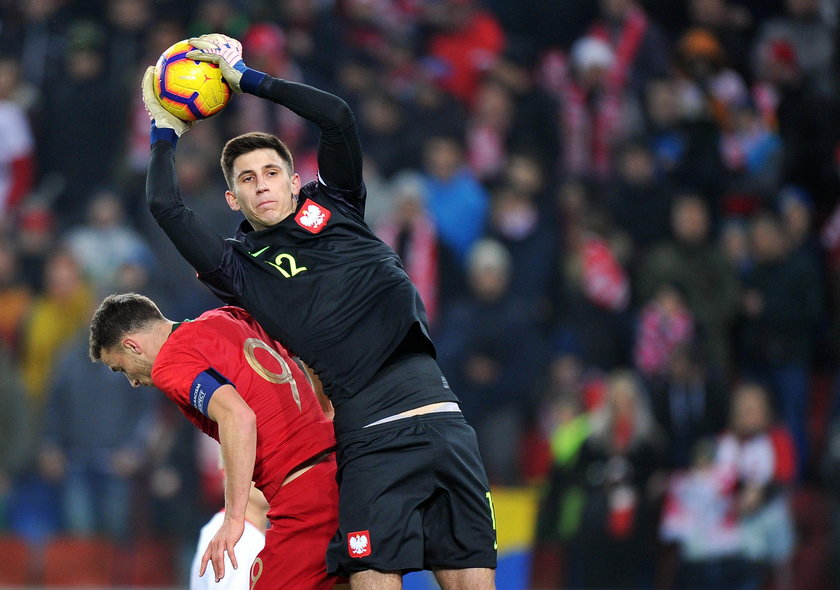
190,368,232,416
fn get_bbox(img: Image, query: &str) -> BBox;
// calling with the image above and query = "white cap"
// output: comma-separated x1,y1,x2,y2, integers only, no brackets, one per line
571,36,615,71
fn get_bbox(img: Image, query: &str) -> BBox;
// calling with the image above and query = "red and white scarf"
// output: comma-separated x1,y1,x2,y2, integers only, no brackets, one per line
589,6,649,94
377,216,440,326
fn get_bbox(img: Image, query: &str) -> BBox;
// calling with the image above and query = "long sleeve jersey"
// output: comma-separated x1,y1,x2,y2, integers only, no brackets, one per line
152,306,335,512
147,73,446,432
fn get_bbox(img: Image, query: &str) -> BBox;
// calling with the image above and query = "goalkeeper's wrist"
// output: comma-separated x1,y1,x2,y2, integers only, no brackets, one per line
239,67,268,95
150,123,179,147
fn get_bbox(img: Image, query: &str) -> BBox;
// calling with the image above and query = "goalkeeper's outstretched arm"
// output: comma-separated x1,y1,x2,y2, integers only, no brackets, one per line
187,34,364,198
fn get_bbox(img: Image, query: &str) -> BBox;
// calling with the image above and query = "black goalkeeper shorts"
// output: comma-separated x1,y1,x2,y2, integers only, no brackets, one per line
325,412,498,576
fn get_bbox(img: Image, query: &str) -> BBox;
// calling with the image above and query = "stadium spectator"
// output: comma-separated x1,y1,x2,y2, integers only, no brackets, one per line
422,0,506,105
553,203,634,370
272,0,346,89
37,20,122,228
570,368,666,589
719,97,784,201
436,238,548,485
0,0,70,99
649,343,729,470
482,49,561,176
38,330,157,541
65,189,156,295
686,0,754,76
404,72,468,151
642,76,729,203
0,54,35,224
633,281,695,381
356,89,420,179
143,406,217,582
531,390,591,590
752,37,837,210
778,185,823,265
719,216,753,278
530,349,608,588
100,0,155,125
604,140,675,259
587,0,670,95
419,132,490,266
711,381,796,588
20,250,94,407
736,210,823,475
227,23,309,151
485,178,557,317
672,27,749,134
376,171,442,329
464,76,516,182
659,437,751,590
637,193,741,377
0,51,38,113
187,0,249,41
14,199,57,293
540,35,631,181
750,0,835,99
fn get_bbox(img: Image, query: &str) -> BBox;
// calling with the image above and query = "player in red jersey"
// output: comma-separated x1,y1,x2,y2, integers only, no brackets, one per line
89,292,344,590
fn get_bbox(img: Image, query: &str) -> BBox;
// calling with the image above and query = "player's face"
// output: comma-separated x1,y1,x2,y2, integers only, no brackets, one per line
226,148,301,231
100,347,155,388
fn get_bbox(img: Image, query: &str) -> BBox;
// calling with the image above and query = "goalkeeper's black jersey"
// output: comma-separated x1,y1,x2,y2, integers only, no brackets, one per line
147,74,454,432
201,180,437,402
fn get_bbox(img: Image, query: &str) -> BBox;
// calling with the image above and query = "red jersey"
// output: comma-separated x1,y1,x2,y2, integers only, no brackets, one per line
152,306,335,511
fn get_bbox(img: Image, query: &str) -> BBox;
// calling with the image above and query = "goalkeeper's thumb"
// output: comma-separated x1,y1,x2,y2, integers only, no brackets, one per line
186,50,244,94
141,66,193,137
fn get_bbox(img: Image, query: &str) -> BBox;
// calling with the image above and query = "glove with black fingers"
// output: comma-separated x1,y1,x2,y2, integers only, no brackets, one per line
141,66,193,137
186,33,250,93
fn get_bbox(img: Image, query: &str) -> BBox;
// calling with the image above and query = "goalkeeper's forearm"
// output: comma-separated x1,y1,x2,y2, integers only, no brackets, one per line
242,74,363,190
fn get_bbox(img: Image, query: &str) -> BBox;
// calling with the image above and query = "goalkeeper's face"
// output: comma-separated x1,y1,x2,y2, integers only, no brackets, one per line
225,148,301,231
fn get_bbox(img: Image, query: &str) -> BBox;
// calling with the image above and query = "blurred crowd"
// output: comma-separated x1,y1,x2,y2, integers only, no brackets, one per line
1,0,840,587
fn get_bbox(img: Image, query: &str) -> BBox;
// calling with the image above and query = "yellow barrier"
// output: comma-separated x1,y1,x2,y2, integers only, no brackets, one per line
492,486,540,553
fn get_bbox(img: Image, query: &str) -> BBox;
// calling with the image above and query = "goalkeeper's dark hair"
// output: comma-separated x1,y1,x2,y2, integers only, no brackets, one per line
89,293,164,361
221,132,294,189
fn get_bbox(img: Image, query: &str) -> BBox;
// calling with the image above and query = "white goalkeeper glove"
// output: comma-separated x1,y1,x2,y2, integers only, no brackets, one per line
186,33,248,93
141,66,193,136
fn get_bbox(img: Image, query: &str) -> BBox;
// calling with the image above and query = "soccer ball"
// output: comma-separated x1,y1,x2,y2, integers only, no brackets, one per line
154,40,232,122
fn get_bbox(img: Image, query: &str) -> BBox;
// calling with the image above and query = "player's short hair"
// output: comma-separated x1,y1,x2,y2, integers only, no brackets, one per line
89,293,164,361
221,132,294,189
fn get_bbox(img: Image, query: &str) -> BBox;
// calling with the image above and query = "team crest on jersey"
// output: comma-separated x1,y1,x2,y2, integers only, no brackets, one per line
347,530,371,558
295,199,331,234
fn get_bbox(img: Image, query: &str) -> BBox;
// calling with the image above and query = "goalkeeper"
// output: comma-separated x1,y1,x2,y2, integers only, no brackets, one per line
142,33,497,590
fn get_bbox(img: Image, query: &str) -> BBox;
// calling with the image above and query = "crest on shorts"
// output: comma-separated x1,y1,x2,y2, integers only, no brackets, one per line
348,530,371,558
295,199,331,234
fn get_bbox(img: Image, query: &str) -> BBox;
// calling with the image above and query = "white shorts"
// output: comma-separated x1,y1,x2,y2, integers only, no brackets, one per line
189,511,266,590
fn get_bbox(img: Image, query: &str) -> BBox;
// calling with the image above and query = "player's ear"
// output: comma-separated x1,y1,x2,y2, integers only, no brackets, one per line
291,173,301,197
225,189,241,212
123,337,142,355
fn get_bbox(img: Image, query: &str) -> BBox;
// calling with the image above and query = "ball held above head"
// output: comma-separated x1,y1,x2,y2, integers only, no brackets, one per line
152,38,234,122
